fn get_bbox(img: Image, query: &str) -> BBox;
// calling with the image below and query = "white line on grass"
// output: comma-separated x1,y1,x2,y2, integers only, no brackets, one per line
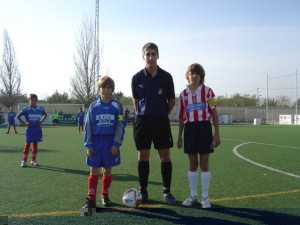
232,141,300,179
224,138,300,149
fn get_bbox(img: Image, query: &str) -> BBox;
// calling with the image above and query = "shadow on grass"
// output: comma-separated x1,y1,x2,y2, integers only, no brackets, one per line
31,165,89,176
210,204,300,225
0,147,58,154
74,205,300,225
8,204,300,225
30,165,143,183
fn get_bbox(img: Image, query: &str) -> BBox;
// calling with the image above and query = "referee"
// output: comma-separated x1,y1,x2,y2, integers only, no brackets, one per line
131,42,176,205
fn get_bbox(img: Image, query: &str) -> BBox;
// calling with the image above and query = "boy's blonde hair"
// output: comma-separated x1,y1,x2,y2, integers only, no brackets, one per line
97,76,115,92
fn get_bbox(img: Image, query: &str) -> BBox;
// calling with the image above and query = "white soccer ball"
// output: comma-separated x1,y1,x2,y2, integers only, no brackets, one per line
122,188,142,208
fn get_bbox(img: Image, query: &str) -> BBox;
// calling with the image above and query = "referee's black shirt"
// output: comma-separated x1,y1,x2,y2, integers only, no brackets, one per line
131,66,175,116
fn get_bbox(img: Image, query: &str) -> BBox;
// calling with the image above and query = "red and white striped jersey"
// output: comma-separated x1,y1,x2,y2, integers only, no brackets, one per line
176,84,216,124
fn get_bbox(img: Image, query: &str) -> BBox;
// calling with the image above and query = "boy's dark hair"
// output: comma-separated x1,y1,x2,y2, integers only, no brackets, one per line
29,94,38,100
98,76,115,92
186,63,206,84
142,42,159,56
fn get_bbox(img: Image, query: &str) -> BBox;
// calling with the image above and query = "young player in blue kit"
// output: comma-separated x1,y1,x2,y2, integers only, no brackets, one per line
6,106,18,134
17,94,47,167
82,76,126,210
77,107,85,133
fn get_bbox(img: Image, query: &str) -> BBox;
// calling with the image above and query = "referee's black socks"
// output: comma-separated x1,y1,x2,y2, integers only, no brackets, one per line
138,160,149,190
161,161,172,194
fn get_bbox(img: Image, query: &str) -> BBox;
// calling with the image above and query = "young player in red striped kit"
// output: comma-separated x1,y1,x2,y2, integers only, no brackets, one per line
82,76,126,210
176,63,220,208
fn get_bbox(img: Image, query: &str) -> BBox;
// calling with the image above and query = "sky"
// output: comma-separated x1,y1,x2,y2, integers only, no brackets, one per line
0,0,299,103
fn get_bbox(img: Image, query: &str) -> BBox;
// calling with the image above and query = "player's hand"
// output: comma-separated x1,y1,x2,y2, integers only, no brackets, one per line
110,146,119,156
213,135,220,148
87,148,93,158
177,137,183,149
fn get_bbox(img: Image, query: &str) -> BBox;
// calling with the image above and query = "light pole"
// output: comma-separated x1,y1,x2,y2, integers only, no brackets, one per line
266,74,269,123
296,70,298,124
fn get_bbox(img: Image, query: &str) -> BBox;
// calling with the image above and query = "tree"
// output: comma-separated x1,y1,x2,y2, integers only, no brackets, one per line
46,90,71,103
275,95,291,107
112,91,124,101
0,29,21,107
70,18,102,108
216,93,257,107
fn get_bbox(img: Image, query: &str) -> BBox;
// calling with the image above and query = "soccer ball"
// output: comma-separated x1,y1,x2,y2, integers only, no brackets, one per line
122,188,142,208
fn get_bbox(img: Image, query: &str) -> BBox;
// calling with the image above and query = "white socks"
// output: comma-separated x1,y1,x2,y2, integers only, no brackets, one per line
201,171,211,198
187,171,198,197
188,171,211,198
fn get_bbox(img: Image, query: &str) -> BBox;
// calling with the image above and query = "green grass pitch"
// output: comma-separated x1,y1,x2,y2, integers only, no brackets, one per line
0,124,299,225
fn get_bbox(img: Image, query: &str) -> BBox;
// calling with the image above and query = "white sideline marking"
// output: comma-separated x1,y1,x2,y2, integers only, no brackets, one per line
224,138,300,149
232,141,300,179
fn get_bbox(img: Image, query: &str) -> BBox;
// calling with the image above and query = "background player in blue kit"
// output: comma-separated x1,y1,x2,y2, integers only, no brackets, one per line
17,94,47,167
6,106,18,134
82,76,126,210
77,107,85,133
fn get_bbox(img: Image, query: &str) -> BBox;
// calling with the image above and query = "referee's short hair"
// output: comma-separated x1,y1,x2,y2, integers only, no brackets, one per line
142,42,159,56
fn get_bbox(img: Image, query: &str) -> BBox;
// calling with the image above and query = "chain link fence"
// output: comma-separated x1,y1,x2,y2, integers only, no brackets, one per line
168,106,299,124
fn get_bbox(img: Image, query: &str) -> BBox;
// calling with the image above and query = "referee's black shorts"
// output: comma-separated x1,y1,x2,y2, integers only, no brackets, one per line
133,115,173,150
184,120,214,155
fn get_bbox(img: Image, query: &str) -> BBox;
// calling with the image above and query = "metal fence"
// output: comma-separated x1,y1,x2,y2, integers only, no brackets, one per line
168,106,300,124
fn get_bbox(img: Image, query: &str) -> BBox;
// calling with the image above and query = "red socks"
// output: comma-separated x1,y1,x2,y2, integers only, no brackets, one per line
88,175,99,200
32,143,38,161
87,174,113,200
22,143,31,161
87,175,113,200
22,143,38,161
101,175,112,196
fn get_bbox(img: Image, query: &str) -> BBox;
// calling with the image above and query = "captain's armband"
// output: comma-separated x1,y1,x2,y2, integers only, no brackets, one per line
208,98,216,107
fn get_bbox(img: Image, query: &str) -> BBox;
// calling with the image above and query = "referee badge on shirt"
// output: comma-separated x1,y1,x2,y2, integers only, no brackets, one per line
158,88,163,95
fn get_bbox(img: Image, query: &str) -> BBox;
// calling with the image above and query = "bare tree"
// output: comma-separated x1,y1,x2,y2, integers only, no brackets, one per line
0,29,21,107
70,18,102,108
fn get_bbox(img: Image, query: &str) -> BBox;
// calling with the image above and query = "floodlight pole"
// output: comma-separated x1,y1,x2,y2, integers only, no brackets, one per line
266,74,269,123
296,70,298,124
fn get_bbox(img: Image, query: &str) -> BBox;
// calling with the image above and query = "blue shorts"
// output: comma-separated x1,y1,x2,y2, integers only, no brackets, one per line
86,135,121,169
26,125,43,143
8,120,15,125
